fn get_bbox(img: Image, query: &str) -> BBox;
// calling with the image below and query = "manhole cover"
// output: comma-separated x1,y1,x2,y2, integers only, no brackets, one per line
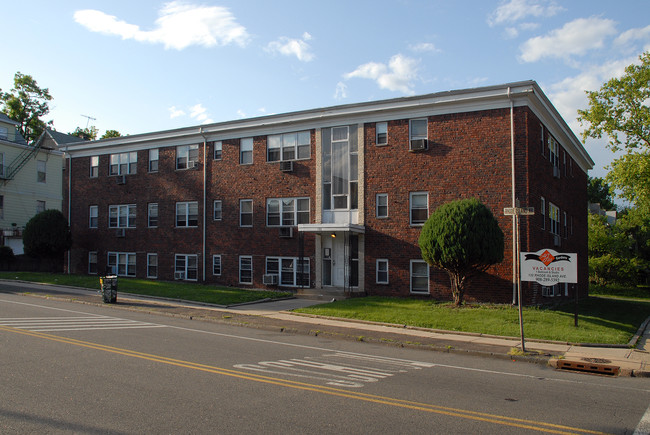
582,357,612,364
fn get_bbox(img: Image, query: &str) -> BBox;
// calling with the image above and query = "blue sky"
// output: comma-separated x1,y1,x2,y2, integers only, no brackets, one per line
2,1,649,177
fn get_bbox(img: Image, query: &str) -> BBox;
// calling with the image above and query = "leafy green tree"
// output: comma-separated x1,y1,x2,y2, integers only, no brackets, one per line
587,176,616,211
23,210,72,270
419,198,504,306
0,72,53,143
101,129,122,139
71,126,98,141
578,51,650,211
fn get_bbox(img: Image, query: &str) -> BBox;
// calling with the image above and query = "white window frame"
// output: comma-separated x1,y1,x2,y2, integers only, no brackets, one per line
266,197,309,226
89,205,98,228
563,211,568,238
36,200,46,214
549,203,560,236
376,193,388,218
240,199,253,227
36,160,46,183
265,256,309,287
176,201,198,227
376,259,389,284
147,253,158,278
267,131,310,162
88,251,98,275
213,141,222,161
109,204,136,228
239,255,253,284
176,144,199,170
175,254,198,281
110,152,137,175
149,148,159,172
107,252,136,277
540,197,546,230
213,200,222,221
548,137,560,169
213,255,222,276
90,156,99,178
409,118,428,141
240,138,253,165
376,122,387,145
410,260,429,294
148,203,158,228
410,192,428,226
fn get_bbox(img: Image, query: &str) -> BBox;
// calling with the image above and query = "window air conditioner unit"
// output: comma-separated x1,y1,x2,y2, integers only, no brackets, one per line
553,234,561,247
263,274,278,285
116,175,126,185
553,166,561,179
174,271,185,280
115,228,126,237
280,160,293,172
279,226,293,238
188,161,198,169
409,139,428,151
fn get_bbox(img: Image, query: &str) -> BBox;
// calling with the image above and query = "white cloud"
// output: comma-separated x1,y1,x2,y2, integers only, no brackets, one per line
334,82,348,100
74,2,250,50
615,25,650,46
237,109,247,118
488,0,563,27
519,17,617,63
168,106,185,119
344,54,419,95
266,32,315,62
409,42,439,53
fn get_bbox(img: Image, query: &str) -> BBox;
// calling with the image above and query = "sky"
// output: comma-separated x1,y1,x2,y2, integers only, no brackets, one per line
2,0,649,178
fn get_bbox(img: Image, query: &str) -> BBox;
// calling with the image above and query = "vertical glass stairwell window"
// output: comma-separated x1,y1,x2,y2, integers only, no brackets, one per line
322,125,358,210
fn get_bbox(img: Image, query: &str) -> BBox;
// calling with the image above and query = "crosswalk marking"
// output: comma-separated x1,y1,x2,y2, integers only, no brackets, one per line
0,315,166,332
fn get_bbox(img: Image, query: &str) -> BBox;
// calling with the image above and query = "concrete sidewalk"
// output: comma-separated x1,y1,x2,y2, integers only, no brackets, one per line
1,280,648,377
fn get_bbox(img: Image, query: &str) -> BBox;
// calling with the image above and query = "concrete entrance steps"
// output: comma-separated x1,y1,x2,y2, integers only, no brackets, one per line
295,288,347,301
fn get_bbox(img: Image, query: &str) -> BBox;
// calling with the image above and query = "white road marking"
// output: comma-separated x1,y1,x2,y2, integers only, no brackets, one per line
634,403,650,435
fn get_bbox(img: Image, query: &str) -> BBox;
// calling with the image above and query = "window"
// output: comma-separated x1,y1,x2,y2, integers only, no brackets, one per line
110,152,137,175
176,202,198,227
563,211,568,238
0,127,7,140
36,160,46,183
149,149,159,172
266,198,309,226
213,255,222,276
540,197,546,230
376,259,389,284
410,192,428,225
548,137,560,169
376,193,388,218
376,122,387,145
107,252,136,276
239,256,253,284
410,260,429,294
240,138,253,164
89,205,98,228
0,153,4,178
213,141,222,160
175,254,198,281
322,125,358,210
409,118,428,145
90,156,99,178
36,200,46,214
0,195,3,219
266,257,310,287
267,131,310,162
148,203,158,228
147,254,158,278
109,204,136,228
549,203,560,235
88,252,98,274
240,199,253,227
176,144,199,170
540,124,545,156
213,200,222,221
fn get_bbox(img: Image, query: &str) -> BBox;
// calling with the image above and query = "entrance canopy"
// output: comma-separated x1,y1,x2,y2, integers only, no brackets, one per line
298,223,365,234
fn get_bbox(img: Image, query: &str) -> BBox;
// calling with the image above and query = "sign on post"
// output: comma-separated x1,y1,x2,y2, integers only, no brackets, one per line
520,249,577,286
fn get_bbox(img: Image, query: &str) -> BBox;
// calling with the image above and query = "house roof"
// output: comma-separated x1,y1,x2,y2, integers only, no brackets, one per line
0,112,19,126
46,129,87,145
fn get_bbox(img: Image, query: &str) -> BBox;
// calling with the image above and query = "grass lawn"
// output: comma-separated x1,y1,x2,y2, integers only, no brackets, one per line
0,272,293,306
295,294,650,345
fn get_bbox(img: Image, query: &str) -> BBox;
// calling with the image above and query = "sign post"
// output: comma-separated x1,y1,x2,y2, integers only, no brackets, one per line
504,206,534,352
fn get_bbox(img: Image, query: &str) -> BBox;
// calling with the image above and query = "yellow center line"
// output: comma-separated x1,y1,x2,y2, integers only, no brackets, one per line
1,324,609,435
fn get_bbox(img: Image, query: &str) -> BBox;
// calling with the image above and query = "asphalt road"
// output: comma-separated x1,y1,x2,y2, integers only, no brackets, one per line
1,292,649,434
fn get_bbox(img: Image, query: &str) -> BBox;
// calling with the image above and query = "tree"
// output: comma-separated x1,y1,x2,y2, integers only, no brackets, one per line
0,72,53,143
587,176,617,210
101,129,122,139
23,210,72,270
419,198,504,306
578,51,650,211
71,126,98,141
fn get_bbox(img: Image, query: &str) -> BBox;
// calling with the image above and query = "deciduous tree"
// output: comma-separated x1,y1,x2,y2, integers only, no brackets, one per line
0,72,52,143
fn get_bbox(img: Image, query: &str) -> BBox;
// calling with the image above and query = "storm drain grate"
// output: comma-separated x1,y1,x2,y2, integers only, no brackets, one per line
556,360,619,376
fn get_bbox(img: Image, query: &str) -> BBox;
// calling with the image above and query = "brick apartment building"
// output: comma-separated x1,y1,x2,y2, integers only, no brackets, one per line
62,81,593,304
